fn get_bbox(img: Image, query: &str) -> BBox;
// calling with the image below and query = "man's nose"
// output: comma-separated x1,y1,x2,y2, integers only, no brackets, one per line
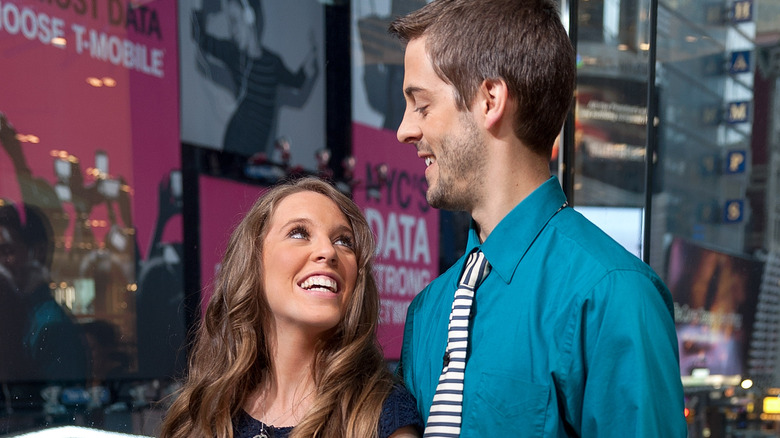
396,109,421,144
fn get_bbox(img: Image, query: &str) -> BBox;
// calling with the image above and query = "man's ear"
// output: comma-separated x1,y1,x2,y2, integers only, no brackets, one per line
478,78,509,130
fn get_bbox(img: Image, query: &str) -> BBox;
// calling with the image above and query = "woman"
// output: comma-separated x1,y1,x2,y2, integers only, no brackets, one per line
191,0,319,158
161,177,422,438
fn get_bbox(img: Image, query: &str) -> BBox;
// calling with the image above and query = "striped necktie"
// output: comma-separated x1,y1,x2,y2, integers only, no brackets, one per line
424,250,491,437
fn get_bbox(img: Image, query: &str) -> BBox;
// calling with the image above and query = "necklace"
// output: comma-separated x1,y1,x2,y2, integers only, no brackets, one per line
254,385,315,438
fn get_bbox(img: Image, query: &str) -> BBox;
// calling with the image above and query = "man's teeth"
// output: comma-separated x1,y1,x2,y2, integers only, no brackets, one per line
300,275,337,293
425,157,433,166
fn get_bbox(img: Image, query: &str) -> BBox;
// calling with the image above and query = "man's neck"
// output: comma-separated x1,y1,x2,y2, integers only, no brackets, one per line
471,145,551,242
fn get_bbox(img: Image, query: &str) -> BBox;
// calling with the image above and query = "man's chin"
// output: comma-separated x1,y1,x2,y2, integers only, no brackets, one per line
425,187,440,208
426,190,453,211
427,186,473,212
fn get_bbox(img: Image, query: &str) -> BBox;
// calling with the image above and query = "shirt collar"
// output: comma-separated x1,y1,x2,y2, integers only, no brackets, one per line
464,176,568,284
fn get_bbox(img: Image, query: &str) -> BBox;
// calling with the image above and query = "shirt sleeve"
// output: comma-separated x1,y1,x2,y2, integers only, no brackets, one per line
378,384,424,438
565,269,688,437
400,292,424,420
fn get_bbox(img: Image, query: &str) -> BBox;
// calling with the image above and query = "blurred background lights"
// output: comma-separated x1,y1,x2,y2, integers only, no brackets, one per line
51,36,66,48
86,77,103,87
86,77,118,88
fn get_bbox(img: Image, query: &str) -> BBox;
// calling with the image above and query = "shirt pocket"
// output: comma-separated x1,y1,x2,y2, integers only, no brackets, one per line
467,371,550,436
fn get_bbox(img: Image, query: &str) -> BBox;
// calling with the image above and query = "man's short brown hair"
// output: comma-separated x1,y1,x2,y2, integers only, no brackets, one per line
389,0,575,157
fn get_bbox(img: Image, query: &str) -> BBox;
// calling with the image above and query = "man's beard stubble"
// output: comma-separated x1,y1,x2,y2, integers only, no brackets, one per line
425,114,486,212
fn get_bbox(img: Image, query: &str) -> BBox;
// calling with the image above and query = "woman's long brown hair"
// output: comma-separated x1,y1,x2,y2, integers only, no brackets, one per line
160,177,394,438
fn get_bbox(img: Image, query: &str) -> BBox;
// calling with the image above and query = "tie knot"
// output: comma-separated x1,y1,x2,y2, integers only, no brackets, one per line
459,250,491,288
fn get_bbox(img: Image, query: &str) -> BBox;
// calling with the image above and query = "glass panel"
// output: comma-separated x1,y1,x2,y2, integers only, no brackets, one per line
1,0,183,435
653,0,767,433
565,0,652,254
653,0,760,388
573,0,651,209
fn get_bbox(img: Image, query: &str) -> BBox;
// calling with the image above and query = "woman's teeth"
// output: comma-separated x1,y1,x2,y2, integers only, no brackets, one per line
300,275,337,293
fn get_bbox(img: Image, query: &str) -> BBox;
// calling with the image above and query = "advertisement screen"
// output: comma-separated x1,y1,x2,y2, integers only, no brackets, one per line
574,75,650,207
179,0,326,171
666,238,762,384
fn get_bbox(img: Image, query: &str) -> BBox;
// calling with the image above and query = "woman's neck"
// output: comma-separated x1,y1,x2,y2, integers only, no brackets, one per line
244,329,320,426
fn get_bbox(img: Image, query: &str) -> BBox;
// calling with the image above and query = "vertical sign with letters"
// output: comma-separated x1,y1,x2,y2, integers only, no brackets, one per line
732,0,753,23
352,124,440,360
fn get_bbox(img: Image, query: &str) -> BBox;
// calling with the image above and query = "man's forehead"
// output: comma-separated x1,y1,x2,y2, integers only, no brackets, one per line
402,37,450,96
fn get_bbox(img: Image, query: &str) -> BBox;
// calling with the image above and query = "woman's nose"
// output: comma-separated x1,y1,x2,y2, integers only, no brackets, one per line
312,238,337,263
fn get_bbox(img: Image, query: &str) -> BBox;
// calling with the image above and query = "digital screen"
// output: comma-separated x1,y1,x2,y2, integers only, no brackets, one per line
666,238,762,384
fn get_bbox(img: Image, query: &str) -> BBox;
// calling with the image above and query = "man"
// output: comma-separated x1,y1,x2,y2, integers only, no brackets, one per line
389,0,687,436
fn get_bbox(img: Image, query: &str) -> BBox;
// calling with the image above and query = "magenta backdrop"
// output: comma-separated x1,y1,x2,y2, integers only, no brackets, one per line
198,175,267,314
0,0,181,380
0,0,181,255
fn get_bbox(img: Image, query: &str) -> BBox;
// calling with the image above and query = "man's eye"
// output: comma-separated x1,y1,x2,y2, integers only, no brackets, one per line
414,105,429,116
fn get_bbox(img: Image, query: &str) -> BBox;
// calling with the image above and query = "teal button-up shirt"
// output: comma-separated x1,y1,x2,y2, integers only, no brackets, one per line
400,177,686,437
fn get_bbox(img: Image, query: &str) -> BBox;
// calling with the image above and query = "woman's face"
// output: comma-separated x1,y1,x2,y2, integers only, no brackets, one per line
261,191,358,336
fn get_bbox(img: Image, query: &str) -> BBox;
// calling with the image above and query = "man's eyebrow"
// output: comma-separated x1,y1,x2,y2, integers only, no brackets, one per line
404,85,425,98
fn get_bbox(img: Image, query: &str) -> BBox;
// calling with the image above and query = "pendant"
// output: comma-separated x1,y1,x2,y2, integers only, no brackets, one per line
253,426,272,438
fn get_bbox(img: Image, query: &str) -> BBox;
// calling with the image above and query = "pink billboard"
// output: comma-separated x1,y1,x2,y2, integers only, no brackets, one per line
0,0,180,252
0,0,182,380
198,175,267,314
352,122,439,360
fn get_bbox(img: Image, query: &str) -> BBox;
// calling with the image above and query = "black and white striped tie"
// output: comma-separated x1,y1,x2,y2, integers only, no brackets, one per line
424,250,491,437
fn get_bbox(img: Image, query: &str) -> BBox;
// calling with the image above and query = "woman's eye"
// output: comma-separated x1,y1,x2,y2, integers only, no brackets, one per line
414,105,429,116
335,235,354,249
289,227,309,239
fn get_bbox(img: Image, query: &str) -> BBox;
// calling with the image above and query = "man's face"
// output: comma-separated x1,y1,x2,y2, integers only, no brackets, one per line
396,37,486,211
